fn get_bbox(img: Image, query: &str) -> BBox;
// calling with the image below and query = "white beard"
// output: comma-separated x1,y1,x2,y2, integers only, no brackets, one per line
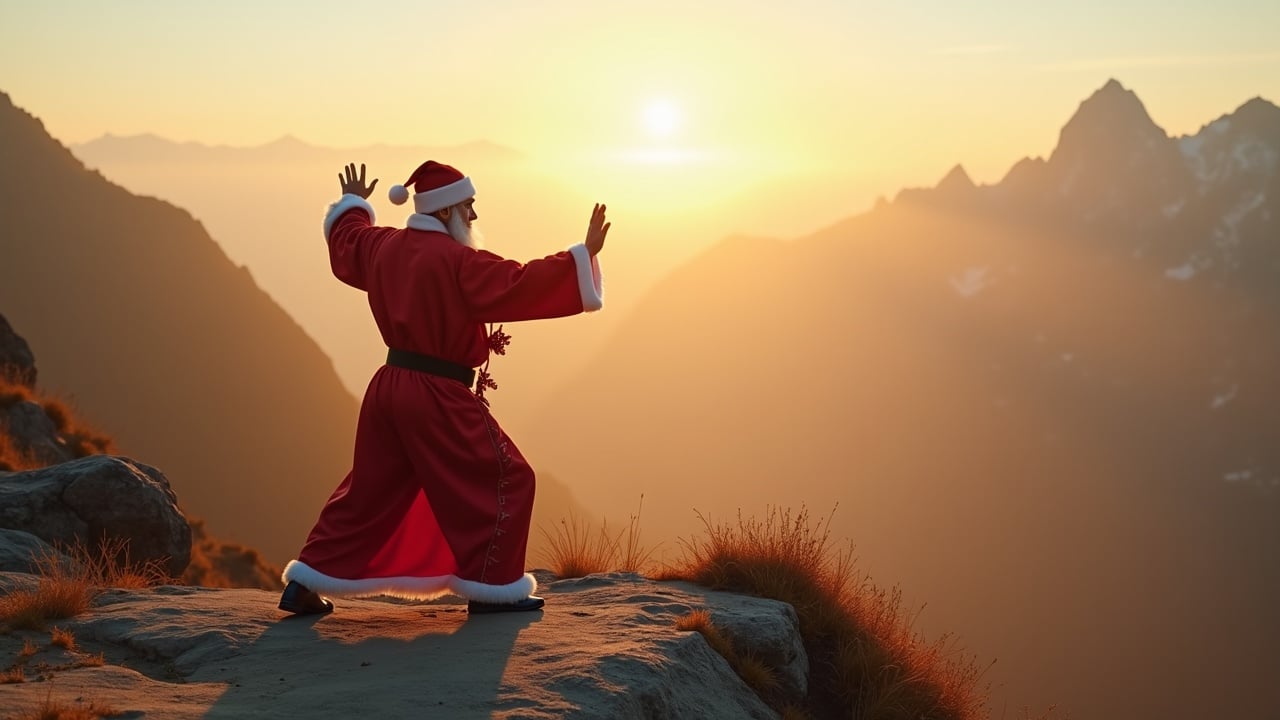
447,212,484,250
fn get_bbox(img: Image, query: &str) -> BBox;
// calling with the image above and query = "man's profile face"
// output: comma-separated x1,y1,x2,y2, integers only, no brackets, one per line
459,198,478,227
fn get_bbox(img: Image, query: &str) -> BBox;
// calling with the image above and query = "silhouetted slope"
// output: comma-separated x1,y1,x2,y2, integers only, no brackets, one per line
0,91,358,564
527,81,1280,719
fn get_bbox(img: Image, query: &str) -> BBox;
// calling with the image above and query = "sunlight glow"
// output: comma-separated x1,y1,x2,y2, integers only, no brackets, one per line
614,147,705,165
642,99,681,139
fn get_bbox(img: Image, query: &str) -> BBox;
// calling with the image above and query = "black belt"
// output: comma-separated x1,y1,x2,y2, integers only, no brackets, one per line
386,348,476,386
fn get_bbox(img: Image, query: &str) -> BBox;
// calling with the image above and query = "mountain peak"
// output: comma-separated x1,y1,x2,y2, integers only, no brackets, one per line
936,164,975,192
1057,79,1167,151
1229,96,1280,132
1042,79,1184,208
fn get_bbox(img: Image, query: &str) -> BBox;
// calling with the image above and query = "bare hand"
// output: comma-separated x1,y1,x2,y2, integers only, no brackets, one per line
338,163,378,199
584,203,611,257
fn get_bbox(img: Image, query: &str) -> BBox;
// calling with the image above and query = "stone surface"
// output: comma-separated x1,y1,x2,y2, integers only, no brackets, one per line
0,572,804,719
0,455,191,575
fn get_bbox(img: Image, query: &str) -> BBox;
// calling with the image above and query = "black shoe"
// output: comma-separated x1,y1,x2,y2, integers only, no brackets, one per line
278,581,334,615
467,596,545,614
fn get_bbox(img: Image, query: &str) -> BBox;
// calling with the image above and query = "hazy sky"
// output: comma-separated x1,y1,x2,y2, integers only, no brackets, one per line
3,0,1279,201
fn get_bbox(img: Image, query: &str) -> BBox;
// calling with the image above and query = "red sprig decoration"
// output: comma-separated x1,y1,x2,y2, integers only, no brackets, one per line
475,324,512,406
475,368,499,406
487,324,511,355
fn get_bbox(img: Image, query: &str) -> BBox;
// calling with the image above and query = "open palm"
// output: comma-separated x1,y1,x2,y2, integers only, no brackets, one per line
339,163,378,199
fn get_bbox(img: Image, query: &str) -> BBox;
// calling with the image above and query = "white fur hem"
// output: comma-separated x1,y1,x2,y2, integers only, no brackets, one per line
323,194,375,240
451,574,538,603
569,244,604,312
282,560,537,603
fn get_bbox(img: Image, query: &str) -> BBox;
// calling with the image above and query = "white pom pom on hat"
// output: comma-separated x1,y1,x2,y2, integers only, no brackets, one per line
392,161,476,215
388,184,410,205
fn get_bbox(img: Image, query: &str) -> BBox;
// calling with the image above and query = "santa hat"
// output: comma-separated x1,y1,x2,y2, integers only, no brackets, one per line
388,161,476,214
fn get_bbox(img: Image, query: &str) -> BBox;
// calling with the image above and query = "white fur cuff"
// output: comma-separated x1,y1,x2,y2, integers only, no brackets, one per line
323,194,376,240
569,244,604,312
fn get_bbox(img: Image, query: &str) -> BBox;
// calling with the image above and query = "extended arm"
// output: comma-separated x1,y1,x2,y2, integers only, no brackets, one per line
459,204,609,322
323,163,383,290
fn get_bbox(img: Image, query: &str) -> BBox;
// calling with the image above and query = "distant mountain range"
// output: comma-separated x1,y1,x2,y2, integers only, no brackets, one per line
523,79,1280,719
74,133,523,166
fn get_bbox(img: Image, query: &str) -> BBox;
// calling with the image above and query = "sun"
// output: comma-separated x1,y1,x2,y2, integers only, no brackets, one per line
642,99,681,139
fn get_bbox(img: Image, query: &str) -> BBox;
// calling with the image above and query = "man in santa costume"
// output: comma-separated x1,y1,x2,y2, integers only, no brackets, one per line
278,161,607,615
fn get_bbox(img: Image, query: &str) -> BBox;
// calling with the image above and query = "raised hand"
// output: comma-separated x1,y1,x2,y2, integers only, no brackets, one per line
339,163,378,199
584,203,611,257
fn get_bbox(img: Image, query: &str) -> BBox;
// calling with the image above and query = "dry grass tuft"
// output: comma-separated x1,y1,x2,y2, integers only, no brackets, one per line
0,538,170,631
0,422,42,472
671,505,992,720
38,396,116,458
0,551,92,631
674,608,712,633
49,627,76,651
538,512,619,578
734,652,779,696
71,535,172,590
538,497,658,578
9,691,121,719
21,638,39,657
1,665,25,683
617,495,657,573
0,377,32,407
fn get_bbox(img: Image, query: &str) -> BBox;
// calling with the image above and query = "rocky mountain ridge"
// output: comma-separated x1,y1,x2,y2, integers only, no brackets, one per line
522,79,1280,720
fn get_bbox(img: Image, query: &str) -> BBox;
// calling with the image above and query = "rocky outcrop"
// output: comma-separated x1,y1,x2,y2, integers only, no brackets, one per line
0,455,191,576
0,572,803,719
1,390,73,467
0,528,66,573
0,314,36,388
0,312,102,467
693,587,809,703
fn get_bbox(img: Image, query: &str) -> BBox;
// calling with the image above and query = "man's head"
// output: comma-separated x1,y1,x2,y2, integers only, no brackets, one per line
389,160,481,246
439,198,482,249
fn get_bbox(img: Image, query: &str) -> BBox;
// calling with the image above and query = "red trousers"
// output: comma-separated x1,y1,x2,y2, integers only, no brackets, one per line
285,365,536,602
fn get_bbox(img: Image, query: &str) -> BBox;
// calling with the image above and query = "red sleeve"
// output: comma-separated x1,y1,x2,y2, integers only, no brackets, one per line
457,244,604,323
323,195,381,291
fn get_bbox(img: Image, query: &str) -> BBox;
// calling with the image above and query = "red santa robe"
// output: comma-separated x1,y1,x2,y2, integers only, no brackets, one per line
281,194,603,603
